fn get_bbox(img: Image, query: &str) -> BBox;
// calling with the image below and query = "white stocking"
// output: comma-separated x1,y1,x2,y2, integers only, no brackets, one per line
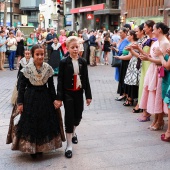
72,126,76,137
66,133,72,151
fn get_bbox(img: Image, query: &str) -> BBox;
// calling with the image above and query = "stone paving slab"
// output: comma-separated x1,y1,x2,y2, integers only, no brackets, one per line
0,62,170,170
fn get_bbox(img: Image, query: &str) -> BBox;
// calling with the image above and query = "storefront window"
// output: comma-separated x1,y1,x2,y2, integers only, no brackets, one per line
112,0,119,8
96,0,106,4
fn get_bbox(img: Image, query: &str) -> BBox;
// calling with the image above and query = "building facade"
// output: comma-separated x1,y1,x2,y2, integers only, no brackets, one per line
121,0,170,27
0,0,22,27
66,0,121,31
20,0,42,27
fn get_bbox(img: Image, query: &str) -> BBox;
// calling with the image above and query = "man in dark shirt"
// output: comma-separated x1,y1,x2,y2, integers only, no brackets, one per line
89,30,97,66
46,27,57,60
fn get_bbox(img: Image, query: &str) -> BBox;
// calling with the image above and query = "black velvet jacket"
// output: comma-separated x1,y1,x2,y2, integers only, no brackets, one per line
56,56,92,101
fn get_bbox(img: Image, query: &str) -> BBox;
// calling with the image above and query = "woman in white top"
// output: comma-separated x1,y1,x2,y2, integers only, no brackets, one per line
78,30,84,57
7,31,17,71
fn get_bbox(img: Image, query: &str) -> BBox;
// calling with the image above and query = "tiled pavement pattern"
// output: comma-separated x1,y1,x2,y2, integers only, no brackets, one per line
0,64,170,170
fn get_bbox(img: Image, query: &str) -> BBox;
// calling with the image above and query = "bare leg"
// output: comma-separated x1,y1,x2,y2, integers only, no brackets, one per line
1,52,6,70
164,109,170,138
0,52,2,70
96,57,100,65
151,113,164,131
17,56,21,69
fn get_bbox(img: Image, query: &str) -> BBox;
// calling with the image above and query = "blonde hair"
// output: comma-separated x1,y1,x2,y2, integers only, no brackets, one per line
66,36,79,47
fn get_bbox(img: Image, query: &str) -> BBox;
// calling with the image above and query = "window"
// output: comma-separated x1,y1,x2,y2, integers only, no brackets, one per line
14,15,19,20
112,0,119,9
14,3,19,8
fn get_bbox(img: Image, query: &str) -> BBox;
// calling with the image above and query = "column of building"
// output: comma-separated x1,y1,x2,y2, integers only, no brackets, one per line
71,0,75,30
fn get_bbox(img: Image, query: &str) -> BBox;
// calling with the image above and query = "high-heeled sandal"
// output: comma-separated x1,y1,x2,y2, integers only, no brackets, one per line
137,115,151,122
150,121,164,131
161,133,170,142
123,99,134,106
148,115,158,129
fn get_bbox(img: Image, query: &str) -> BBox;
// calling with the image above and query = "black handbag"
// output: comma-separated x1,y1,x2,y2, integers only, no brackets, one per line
6,50,11,56
112,56,122,67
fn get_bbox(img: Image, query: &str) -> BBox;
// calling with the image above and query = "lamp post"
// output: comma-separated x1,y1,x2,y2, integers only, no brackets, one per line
120,16,125,27
10,0,12,27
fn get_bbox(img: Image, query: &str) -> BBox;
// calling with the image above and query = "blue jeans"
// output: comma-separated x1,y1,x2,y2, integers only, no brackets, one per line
8,51,16,69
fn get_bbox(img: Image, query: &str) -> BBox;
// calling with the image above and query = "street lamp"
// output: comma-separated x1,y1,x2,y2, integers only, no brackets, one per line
120,16,125,27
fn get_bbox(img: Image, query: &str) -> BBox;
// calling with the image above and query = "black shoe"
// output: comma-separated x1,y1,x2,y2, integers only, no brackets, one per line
115,96,126,101
72,134,78,144
36,152,43,156
30,154,37,159
65,150,72,158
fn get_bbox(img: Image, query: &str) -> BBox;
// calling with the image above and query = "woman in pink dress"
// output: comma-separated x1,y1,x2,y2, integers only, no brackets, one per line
59,29,67,55
139,22,169,130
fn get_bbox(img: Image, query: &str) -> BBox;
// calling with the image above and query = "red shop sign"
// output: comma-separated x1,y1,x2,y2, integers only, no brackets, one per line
71,4,105,14
87,14,94,20
96,18,100,22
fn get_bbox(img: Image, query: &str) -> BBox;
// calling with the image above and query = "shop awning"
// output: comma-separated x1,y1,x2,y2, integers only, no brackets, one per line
70,3,105,14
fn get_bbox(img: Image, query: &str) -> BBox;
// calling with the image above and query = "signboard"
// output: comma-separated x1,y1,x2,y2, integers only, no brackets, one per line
87,14,94,20
21,15,28,25
65,14,72,26
71,4,105,14
96,18,100,22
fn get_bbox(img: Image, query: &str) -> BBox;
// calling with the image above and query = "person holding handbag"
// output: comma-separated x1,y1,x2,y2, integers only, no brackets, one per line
0,30,8,71
7,31,17,71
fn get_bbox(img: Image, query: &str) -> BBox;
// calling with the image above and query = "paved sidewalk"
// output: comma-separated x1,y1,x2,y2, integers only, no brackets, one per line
0,65,170,170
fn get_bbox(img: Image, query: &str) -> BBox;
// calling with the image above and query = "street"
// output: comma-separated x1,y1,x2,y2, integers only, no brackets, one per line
0,63,170,170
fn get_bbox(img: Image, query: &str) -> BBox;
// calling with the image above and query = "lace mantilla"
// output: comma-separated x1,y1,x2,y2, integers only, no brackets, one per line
21,62,54,85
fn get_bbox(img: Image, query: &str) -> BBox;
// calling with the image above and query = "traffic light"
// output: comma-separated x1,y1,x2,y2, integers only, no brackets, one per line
38,13,44,23
57,0,64,15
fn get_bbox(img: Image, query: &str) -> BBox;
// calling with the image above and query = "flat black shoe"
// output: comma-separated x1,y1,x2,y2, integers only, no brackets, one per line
72,134,78,144
36,152,43,156
65,150,72,158
30,154,37,159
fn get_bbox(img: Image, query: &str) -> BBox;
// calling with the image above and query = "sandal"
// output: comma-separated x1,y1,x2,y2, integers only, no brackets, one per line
161,134,170,142
137,115,151,122
132,108,143,113
123,99,134,106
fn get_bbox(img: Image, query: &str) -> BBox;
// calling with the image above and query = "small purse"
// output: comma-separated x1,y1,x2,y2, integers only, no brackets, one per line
112,56,122,67
6,50,11,56
158,66,165,78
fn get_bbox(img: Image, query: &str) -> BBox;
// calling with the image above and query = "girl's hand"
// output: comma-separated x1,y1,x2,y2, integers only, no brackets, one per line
86,99,92,106
125,45,132,51
139,54,150,61
131,43,139,50
54,100,62,109
166,48,170,55
17,104,23,114
114,56,119,59
153,47,163,57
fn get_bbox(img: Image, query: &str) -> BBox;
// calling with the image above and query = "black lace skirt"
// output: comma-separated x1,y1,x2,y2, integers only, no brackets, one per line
16,85,60,145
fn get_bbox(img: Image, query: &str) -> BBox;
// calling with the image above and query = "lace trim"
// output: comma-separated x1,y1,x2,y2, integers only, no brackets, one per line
21,62,54,86
19,57,33,68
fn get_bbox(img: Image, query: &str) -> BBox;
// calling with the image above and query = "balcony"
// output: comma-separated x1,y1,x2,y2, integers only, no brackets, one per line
28,16,38,22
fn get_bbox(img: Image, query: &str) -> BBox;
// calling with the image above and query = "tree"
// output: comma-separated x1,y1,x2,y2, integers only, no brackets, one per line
3,0,7,26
